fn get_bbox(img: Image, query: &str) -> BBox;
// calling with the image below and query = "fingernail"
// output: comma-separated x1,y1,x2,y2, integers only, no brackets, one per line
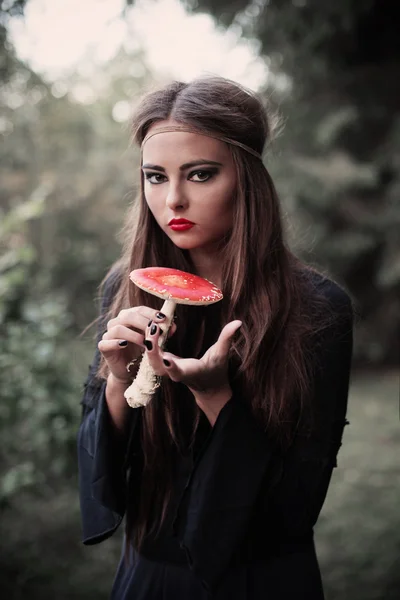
148,320,152,327
144,340,153,351
150,324,157,335
163,359,170,367
119,340,128,347
155,312,166,320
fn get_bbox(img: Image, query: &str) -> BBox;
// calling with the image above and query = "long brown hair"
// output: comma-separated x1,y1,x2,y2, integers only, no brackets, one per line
97,76,341,550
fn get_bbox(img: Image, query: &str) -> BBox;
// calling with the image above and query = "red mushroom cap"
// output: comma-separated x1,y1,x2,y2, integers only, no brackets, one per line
130,267,223,305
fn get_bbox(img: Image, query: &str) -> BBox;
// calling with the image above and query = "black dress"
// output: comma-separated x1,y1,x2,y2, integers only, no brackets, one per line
77,270,353,599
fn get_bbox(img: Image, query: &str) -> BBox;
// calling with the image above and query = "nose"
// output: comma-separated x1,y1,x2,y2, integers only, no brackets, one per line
165,180,188,210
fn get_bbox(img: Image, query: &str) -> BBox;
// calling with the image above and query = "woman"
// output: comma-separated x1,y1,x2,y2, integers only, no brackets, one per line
78,76,353,599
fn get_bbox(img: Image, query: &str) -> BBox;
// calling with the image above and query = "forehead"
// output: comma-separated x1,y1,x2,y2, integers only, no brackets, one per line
142,128,231,164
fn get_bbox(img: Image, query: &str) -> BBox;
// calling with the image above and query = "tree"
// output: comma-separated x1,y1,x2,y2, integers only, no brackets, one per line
179,0,400,365
0,0,28,82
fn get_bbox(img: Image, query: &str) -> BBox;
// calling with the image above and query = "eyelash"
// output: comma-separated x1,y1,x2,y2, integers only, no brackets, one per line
144,169,217,185
144,172,166,184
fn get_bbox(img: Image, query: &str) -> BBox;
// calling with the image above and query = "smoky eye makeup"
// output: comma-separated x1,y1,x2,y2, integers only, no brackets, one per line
143,167,220,184
143,171,167,184
188,167,219,182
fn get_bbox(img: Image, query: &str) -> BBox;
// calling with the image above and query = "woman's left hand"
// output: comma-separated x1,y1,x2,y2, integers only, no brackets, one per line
144,319,242,425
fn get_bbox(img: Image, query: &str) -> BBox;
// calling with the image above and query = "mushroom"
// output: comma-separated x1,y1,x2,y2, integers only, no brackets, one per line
124,267,223,408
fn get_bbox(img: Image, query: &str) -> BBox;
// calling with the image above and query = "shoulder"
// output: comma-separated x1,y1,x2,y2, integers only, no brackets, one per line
304,274,354,386
301,269,354,370
306,268,354,323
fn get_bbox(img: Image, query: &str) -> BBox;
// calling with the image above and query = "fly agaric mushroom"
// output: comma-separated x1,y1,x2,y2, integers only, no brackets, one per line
124,267,223,408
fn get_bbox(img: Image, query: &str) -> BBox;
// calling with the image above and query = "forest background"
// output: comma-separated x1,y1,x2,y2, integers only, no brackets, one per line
1,0,399,598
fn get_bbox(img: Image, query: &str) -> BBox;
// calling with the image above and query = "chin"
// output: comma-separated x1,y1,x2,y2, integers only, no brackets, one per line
164,232,201,250
171,240,201,250
164,229,225,252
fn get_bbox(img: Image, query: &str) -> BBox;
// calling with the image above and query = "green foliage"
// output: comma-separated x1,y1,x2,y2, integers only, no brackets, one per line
0,297,80,499
1,45,151,327
0,197,81,502
180,0,400,365
0,0,28,82
182,0,395,76
0,3,398,598
0,41,155,504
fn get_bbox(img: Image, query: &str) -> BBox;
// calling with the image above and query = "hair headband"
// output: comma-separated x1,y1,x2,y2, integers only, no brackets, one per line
141,125,263,160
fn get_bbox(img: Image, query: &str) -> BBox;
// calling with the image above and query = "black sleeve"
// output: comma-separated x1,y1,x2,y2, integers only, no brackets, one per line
266,286,353,539
173,281,353,593
77,269,141,545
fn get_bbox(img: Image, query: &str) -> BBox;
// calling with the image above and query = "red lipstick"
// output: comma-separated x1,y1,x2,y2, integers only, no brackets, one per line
168,218,195,231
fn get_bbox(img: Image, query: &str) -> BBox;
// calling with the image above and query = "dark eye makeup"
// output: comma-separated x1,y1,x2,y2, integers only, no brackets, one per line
188,168,219,182
143,167,219,185
144,172,167,184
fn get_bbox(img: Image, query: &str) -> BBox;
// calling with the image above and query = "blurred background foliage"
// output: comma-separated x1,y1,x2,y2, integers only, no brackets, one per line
185,0,400,366
0,0,399,598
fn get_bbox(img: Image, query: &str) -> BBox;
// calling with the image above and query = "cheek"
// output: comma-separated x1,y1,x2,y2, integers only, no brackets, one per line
144,187,161,215
210,179,236,219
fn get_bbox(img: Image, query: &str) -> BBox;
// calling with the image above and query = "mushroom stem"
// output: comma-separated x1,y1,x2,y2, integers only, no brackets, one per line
124,299,177,408
158,298,177,346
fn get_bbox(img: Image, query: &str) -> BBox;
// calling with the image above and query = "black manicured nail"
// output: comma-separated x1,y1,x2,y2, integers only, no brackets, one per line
144,340,153,351
155,312,166,320
148,320,152,327
163,359,170,367
150,324,157,335
119,340,128,347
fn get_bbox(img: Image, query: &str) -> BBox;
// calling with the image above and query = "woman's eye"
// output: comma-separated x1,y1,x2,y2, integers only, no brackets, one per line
189,170,214,182
144,172,166,184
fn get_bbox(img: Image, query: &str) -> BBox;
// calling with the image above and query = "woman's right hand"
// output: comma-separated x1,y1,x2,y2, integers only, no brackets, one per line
98,307,175,384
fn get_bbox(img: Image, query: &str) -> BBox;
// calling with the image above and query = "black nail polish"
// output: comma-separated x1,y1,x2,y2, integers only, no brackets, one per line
155,312,166,320
150,324,157,335
163,359,171,367
119,340,128,347
144,340,153,351
148,320,152,327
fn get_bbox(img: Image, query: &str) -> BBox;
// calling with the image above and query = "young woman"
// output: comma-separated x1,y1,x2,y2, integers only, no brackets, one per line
78,76,353,599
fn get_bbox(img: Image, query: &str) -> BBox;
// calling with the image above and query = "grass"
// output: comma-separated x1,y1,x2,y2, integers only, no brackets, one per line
316,368,400,599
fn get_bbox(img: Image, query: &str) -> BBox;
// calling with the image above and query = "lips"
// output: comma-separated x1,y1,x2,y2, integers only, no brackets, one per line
168,218,195,231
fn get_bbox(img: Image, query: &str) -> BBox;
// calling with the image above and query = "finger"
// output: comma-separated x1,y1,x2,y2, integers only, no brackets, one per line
118,306,157,322
160,352,184,382
150,311,177,338
213,320,242,359
111,307,162,332
103,325,145,348
144,322,166,375
116,310,151,333
153,311,167,322
168,321,177,337
144,320,176,345
98,338,132,356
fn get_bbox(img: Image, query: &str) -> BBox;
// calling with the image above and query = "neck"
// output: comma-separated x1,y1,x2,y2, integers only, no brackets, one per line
189,248,221,288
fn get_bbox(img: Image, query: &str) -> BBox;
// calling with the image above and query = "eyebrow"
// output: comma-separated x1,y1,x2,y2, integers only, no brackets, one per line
141,160,223,172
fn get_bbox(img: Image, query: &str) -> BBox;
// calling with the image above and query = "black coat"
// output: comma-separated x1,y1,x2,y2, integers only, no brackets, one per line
77,270,353,599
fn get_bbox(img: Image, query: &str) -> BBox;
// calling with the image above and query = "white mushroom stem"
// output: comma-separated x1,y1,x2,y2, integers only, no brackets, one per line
124,299,177,408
